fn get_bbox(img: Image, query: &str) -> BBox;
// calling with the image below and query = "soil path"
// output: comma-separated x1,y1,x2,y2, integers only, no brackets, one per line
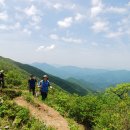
14,97,69,130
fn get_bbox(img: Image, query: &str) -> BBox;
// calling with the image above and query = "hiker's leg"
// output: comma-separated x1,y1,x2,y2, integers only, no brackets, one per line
41,91,44,100
29,87,31,93
41,92,46,100
2,80,4,88
0,80,4,88
0,80,1,86
32,88,35,96
43,92,47,100
30,88,35,96
0,80,2,88
45,92,48,99
42,92,45,100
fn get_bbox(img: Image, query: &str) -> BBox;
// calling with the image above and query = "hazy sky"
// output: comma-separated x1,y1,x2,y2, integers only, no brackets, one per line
0,0,130,69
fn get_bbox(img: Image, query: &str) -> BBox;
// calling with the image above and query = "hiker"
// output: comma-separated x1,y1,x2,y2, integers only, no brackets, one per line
0,70,5,88
39,75,50,100
28,75,37,96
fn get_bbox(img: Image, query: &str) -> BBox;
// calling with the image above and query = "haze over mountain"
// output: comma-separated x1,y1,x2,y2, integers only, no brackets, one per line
32,62,130,90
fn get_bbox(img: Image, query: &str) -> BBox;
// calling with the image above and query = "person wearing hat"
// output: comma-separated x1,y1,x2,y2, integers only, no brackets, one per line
39,75,50,100
28,75,37,96
0,70,5,88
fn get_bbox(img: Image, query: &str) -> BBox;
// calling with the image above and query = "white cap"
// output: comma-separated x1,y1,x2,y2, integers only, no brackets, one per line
43,75,48,78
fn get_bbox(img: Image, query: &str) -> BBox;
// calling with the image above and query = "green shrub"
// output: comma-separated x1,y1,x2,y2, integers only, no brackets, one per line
42,83,130,130
2,89,22,99
0,97,48,130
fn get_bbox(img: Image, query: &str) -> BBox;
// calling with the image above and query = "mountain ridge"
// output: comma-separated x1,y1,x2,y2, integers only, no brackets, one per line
32,62,130,90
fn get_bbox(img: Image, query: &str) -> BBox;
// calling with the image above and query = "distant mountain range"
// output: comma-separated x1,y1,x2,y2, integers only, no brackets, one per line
32,62,130,91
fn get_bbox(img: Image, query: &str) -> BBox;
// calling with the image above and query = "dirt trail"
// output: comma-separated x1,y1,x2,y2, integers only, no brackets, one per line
14,97,69,130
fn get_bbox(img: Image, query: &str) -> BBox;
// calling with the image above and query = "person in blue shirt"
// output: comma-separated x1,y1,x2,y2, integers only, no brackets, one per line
39,75,50,100
28,75,37,96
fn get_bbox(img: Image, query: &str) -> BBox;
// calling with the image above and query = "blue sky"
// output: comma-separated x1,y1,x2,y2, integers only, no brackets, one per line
0,0,130,69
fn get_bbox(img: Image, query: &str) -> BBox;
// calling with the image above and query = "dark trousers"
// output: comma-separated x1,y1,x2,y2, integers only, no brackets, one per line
29,87,35,96
41,91,48,100
0,80,4,88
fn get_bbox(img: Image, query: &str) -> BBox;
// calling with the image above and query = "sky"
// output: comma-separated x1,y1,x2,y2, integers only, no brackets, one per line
0,0,130,70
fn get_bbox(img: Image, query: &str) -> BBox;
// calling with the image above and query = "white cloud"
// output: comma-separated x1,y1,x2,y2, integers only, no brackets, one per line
0,12,8,20
50,34,59,40
70,4,77,10
106,31,123,38
0,25,8,30
92,0,102,6
13,22,21,29
91,0,103,18
52,3,76,11
36,45,45,51
23,28,32,35
24,5,38,16
106,7,127,14
53,3,62,10
23,5,41,29
36,44,55,52
91,6,103,17
57,13,85,28
46,44,55,51
0,22,21,31
49,33,84,44
116,17,130,36
61,37,83,44
128,2,130,6
29,15,41,26
32,15,41,23
92,20,109,33
74,13,85,21
57,17,73,28
34,25,41,30
0,0,5,6
42,0,77,11
91,0,127,18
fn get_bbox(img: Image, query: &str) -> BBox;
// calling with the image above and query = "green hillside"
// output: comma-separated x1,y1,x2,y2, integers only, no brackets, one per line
67,77,95,92
0,56,29,88
44,83,130,130
0,56,88,96
0,56,130,129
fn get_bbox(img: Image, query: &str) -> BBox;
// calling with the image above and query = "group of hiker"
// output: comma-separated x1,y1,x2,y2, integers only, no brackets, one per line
28,74,51,100
0,69,51,100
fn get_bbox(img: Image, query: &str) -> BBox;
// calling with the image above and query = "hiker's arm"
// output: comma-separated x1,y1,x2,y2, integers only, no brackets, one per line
28,80,30,89
38,81,42,88
48,82,50,86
